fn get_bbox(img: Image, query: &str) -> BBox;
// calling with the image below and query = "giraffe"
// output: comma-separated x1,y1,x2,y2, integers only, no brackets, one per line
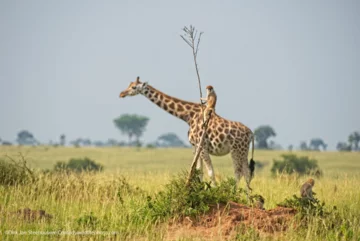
119,77,255,190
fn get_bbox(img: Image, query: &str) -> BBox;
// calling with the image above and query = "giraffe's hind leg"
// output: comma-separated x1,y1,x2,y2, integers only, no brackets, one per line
230,150,252,200
230,150,243,187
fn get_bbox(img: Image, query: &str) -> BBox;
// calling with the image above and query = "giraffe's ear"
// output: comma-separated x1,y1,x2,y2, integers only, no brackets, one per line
141,82,148,88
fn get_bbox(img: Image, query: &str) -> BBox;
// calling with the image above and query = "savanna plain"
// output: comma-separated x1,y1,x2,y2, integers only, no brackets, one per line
0,146,359,240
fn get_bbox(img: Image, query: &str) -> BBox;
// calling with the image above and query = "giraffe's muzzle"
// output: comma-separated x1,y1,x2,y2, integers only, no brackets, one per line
119,91,128,98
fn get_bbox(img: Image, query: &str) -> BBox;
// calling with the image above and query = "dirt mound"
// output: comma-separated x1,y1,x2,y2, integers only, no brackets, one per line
3,207,53,222
167,202,297,240
14,208,53,221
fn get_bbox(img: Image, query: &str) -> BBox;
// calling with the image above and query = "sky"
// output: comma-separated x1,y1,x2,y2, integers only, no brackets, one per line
0,0,359,150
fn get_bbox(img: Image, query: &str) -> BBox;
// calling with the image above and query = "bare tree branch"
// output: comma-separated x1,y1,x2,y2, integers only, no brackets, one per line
181,25,212,186
180,25,204,101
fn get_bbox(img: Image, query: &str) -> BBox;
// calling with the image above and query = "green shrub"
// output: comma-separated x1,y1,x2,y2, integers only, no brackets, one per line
277,194,340,230
271,154,322,176
277,195,326,218
146,143,156,149
76,212,99,228
0,158,35,186
116,177,145,203
141,171,251,221
54,157,103,173
255,161,265,170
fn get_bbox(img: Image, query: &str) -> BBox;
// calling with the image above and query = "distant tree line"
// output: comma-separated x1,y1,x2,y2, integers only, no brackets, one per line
336,131,360,152
1,115,358,152
299,138,327,151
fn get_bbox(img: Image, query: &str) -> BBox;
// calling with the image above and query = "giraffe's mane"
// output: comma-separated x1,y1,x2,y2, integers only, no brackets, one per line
147,85,202,107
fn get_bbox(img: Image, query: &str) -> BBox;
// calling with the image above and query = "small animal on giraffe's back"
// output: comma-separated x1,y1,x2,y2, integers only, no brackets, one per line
300,178,315,199
200,85,217,127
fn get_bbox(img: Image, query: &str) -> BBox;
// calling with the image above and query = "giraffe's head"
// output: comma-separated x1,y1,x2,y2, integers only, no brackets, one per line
119,76,148,98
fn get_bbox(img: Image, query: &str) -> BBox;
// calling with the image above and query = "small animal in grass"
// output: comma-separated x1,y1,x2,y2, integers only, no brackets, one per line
255,198,265,210
200,85,217,128
300,178,316,199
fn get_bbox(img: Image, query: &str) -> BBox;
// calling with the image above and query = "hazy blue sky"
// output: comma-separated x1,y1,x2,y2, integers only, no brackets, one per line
1,0,359,150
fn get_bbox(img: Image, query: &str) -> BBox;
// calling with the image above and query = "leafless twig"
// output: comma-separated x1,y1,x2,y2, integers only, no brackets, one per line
180,25,204,101
181,25,213,186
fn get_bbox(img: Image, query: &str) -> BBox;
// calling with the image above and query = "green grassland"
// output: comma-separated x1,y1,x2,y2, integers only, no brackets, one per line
0,146,360,240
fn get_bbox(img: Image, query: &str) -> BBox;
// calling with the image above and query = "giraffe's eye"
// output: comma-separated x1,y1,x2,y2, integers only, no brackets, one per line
132,86,137,89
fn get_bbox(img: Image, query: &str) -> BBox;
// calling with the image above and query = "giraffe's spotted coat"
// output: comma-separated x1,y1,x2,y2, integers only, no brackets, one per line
119,77,255,189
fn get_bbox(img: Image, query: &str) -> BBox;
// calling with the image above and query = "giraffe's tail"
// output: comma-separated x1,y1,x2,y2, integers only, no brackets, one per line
249,132,255,180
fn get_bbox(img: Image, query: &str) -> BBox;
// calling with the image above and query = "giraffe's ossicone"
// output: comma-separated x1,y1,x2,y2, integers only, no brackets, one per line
119,77,255,190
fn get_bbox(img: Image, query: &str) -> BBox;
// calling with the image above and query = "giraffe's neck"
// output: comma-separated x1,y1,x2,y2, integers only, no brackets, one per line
142,85,201,124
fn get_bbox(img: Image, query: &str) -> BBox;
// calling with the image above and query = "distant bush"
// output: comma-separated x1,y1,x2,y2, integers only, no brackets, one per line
0,158,35,186
146,143,156,149
254,161,265,170
54,157,103,173
271,154,322,177
76,212,99,228
1,141,12,146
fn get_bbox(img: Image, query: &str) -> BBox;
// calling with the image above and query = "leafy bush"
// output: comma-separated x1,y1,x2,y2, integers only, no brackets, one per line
146,143,156,149
0,158,35,186
277,193,339,230
278,195,327,218
141,171,250,221
76,212,99,228
54,157,103,173
116,177,145,203
271,154,322,176
254,161,265,170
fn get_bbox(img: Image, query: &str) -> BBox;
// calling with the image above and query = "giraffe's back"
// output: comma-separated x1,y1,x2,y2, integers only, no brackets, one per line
188,113,252,156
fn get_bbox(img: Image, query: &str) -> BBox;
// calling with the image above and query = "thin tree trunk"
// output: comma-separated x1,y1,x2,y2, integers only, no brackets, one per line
186,110,212,186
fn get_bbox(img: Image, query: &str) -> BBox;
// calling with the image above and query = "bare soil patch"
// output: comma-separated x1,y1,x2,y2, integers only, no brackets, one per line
167,202,297,240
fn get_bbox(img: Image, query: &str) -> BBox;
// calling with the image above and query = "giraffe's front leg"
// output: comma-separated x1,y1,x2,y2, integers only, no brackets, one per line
200,148,216,186
195,151,203,182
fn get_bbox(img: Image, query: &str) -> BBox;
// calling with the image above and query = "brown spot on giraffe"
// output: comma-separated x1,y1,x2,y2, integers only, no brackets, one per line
219,134,225,142
177,105,184,112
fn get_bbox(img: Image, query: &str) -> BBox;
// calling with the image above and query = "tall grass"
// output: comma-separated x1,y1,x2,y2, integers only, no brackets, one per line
0,146,359,240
